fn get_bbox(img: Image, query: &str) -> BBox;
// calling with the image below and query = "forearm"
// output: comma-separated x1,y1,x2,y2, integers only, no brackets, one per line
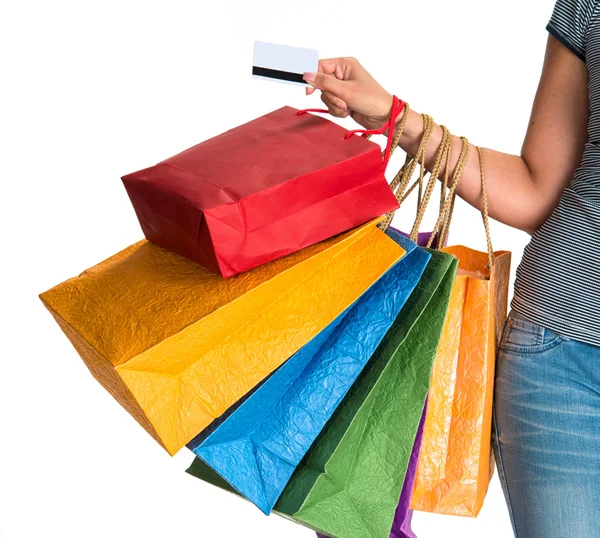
393,108,550,234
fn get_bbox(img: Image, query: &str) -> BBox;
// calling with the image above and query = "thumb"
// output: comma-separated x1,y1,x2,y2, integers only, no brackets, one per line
303,72,347,100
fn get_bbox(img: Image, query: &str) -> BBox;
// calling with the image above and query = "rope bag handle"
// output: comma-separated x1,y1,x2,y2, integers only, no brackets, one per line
379,113,448,233
379,113,495,269
417,141,495,269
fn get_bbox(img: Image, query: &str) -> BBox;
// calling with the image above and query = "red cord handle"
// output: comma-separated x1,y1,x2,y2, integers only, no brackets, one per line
296,96,405,169
296,108,330,115
344,96,405,167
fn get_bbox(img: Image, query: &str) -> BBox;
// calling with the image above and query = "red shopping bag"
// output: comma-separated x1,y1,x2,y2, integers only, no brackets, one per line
122,97,404,277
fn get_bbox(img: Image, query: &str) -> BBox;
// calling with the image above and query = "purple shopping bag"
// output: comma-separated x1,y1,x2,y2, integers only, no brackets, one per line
397,230,444,250
389,401,427,538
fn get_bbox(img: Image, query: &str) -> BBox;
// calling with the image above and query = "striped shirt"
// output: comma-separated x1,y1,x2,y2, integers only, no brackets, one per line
512,0,600,347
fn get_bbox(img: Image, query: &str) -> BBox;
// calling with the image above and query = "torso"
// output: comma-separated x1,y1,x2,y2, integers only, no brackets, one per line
512,0,600,347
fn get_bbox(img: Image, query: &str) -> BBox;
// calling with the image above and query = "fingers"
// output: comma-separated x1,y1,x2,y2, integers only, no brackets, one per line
318,57,358,80
304,57,359,104
303,71,346,98
321,90,347,111
321,91,350,118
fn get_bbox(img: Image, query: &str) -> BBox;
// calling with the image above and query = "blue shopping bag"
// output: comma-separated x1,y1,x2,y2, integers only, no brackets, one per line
187,229,431,515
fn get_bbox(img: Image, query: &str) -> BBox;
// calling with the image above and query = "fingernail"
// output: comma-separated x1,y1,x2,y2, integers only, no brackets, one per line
337,100,347,110
303,72,316,83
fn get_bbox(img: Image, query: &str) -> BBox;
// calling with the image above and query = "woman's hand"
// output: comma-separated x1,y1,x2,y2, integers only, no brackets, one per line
303,57,395,130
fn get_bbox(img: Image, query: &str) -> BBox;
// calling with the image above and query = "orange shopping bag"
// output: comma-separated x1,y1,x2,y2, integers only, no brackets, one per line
410,147,511,517
40,220,404,455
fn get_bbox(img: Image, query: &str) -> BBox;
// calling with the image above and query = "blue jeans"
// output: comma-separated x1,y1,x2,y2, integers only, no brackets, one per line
493,311,600,537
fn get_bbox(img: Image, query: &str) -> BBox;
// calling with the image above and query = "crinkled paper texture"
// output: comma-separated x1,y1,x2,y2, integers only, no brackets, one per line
318,401,427,538
411,246,511,517
388,400,427,538
188,230,430,514
40,221,404,455
187,249,458,538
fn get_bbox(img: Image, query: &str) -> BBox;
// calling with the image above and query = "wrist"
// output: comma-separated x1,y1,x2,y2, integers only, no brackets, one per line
369,93,395,130
375,95,407,137
392,108,422,144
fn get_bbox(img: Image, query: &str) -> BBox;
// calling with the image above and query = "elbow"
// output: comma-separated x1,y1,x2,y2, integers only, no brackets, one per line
520,181,562,236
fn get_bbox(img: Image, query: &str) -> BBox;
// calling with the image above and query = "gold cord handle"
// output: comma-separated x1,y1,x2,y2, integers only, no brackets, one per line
378,109,496,269
477,146,495,268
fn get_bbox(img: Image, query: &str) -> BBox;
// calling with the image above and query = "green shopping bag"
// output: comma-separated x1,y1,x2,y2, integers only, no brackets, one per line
187,248,457,538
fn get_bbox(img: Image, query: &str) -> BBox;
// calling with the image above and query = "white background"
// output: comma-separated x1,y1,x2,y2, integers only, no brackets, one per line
0,0,555,536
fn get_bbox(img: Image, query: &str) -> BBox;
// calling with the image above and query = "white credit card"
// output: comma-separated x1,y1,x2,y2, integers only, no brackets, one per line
252,41,319,86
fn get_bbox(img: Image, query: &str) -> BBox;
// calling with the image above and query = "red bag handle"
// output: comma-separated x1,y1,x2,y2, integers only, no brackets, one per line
296,96,405,168
296,108,331,114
